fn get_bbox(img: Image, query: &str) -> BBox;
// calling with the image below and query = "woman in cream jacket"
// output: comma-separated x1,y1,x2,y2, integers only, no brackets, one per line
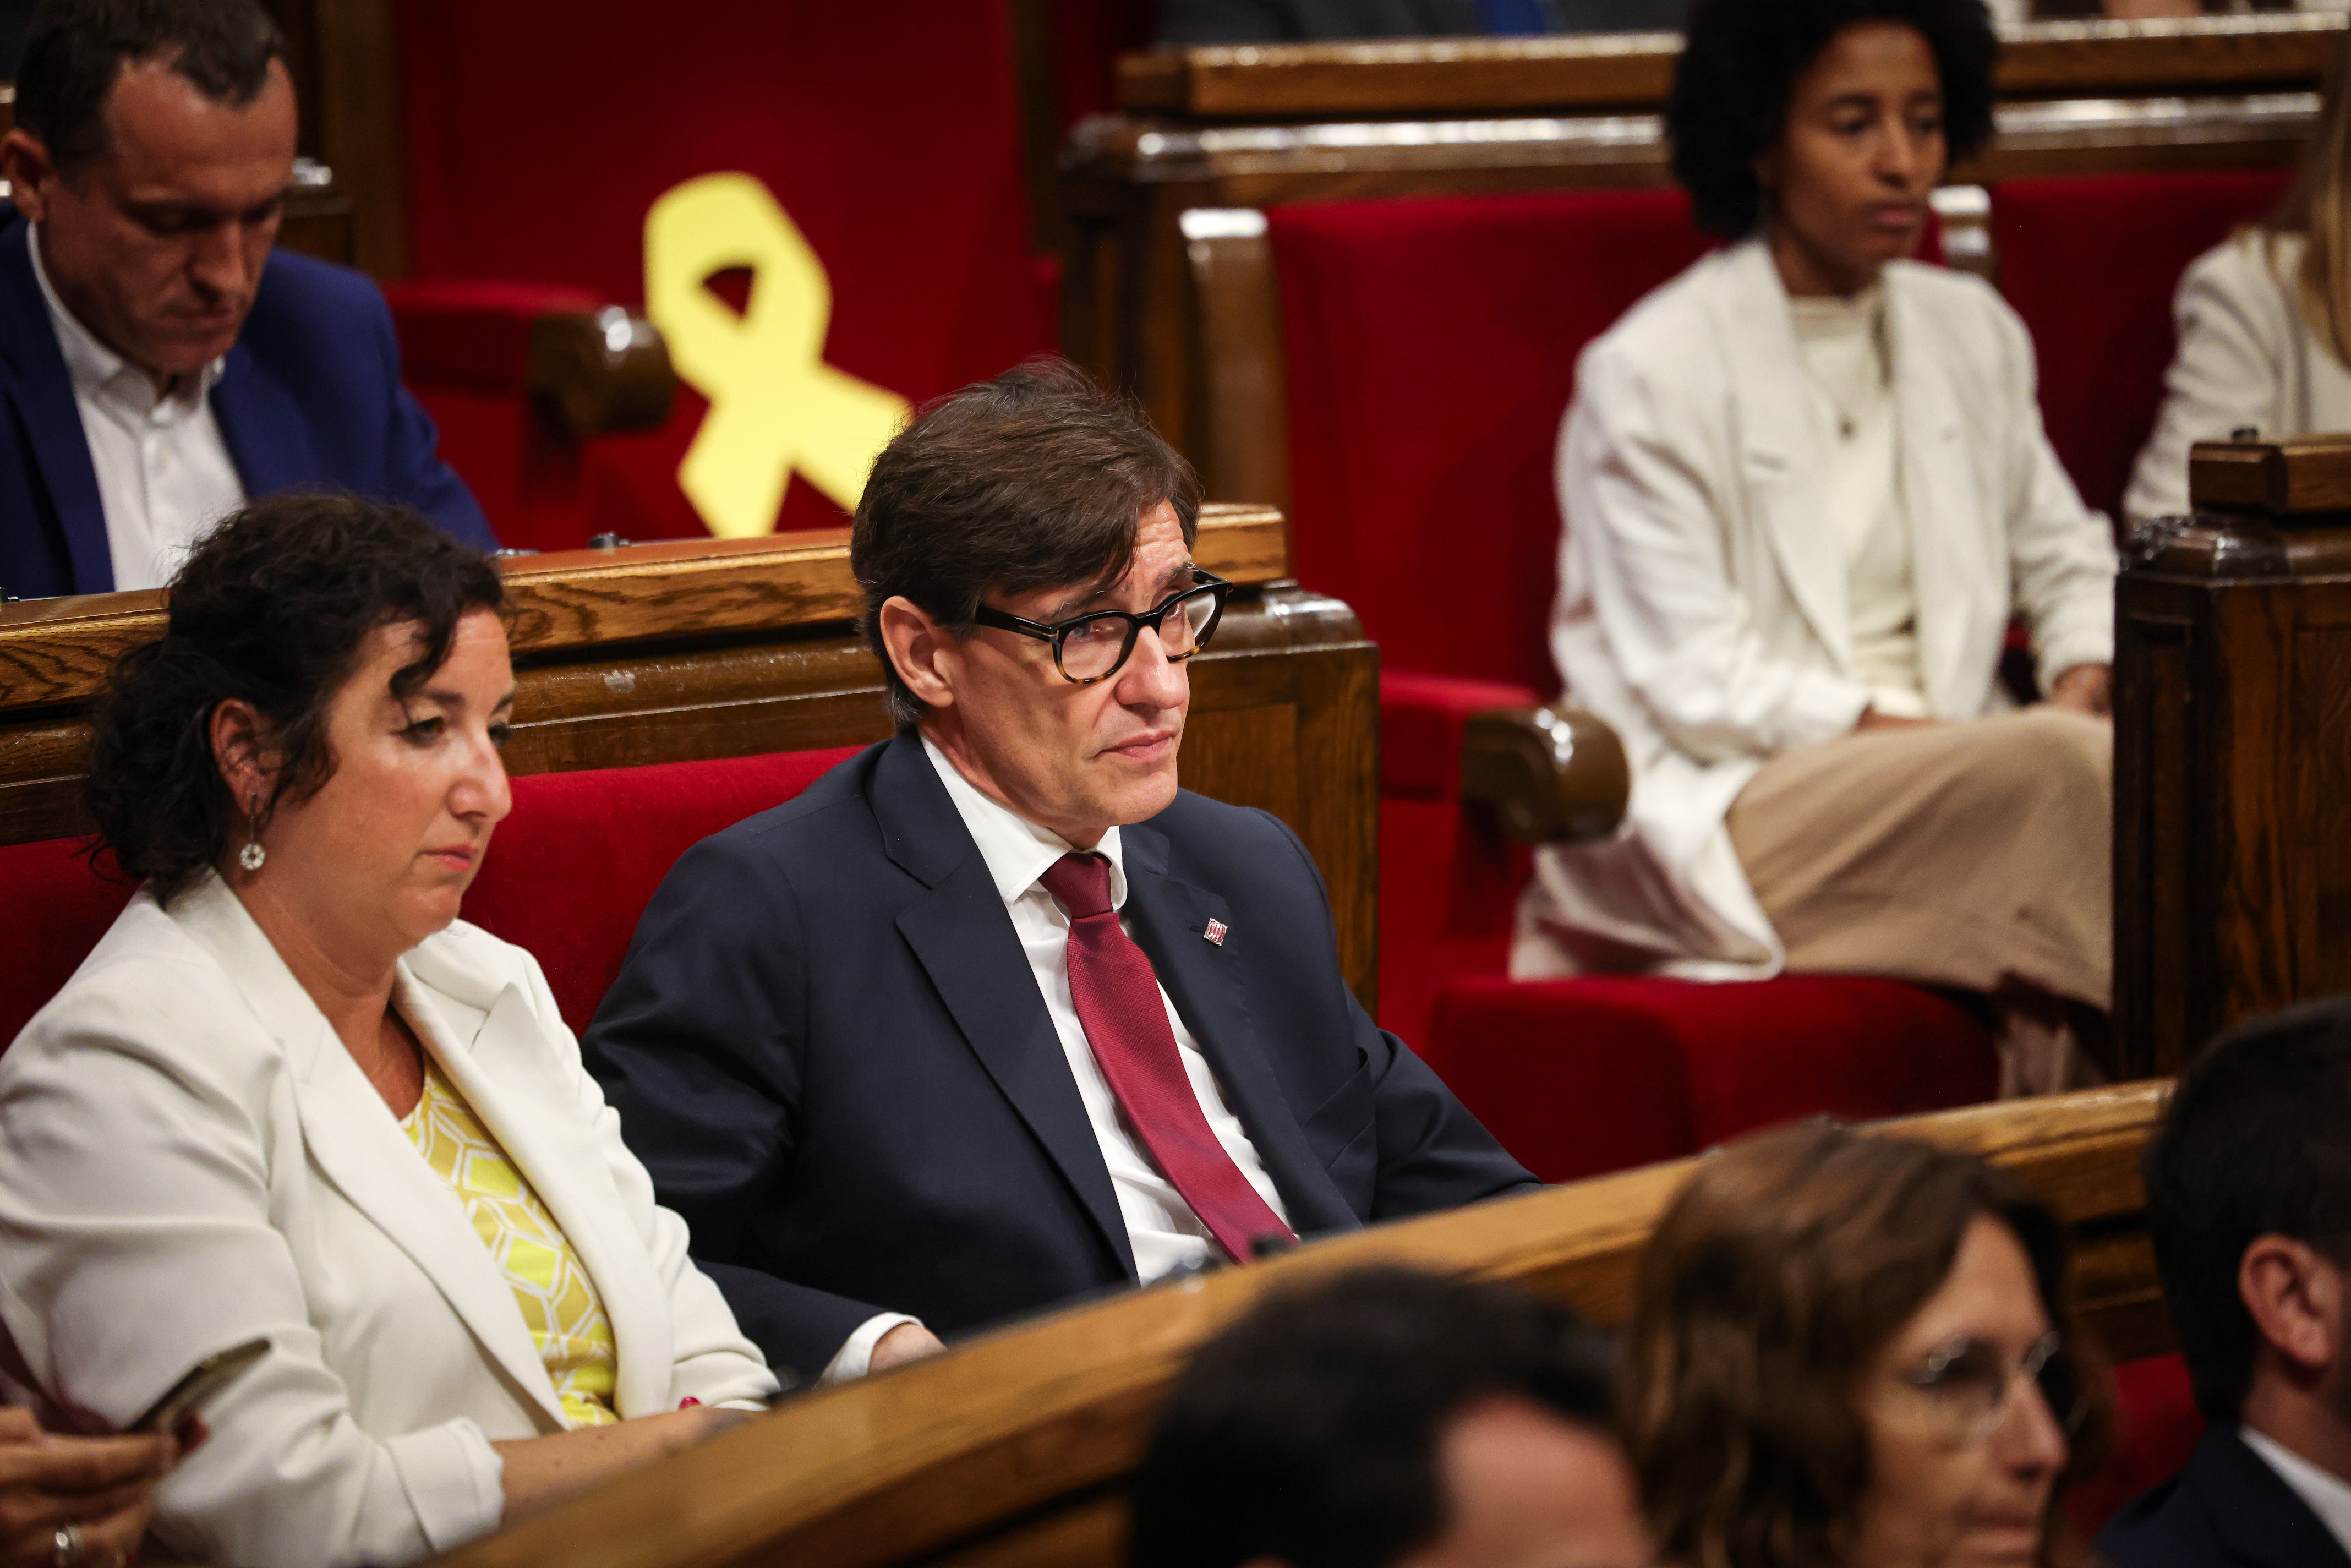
0,497,777,1568
2128,50,2351,522
1516,0,2118,1092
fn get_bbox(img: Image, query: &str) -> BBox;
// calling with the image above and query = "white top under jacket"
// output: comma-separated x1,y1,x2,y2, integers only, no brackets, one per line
921,735,1291,1281
0,875,777,1568
1515,238,2118,980
2126,230,2351,524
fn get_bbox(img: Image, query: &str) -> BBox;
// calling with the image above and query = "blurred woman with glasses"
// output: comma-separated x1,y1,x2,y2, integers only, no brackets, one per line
1627,1121,2110,1567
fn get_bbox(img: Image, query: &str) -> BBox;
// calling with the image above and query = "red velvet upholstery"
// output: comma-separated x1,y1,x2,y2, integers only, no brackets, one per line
393,2,1056,545
1992,168,2293,521
2069,1353,2206,1539
1421,975,1998,1183
1273,189,1714,694
0,747,860,1051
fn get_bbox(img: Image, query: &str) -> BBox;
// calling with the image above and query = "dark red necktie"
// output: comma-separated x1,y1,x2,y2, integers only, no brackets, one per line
1038,852,1295,1263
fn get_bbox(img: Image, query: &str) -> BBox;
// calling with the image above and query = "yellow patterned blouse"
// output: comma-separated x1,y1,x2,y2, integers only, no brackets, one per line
402,1057,622,1428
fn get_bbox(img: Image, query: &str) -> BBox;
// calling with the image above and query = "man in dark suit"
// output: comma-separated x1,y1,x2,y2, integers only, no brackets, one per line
2098,998,2351,1568
0,0,491,601
586,362,1538,1384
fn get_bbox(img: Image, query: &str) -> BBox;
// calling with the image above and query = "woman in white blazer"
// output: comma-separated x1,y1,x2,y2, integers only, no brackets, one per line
2127,50,2351,522
0,496,778,1568
1516,0,2119,1093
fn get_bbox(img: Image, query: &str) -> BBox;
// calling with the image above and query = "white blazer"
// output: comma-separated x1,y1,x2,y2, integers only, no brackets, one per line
2125,231,2351,522
0,876,778,1568
1515,239,2117,980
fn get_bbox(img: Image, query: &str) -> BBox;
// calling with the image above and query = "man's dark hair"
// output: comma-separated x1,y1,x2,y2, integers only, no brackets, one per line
1128,1267,1619,1568
15,0,287,177
2144,998,2351,1423
1668,0,1998,238
84,493,504,906
851,358,1200,730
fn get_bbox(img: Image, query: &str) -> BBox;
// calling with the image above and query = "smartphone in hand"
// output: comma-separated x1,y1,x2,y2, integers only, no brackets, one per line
129,1338,269,1435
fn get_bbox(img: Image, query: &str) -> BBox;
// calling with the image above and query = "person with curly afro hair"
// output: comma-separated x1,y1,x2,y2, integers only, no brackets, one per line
1515,0,2124,1098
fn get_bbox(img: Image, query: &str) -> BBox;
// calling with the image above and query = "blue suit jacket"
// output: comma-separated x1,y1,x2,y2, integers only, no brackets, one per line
583,733,1539,1379
2098,1428,2351,1568
0,209,494,599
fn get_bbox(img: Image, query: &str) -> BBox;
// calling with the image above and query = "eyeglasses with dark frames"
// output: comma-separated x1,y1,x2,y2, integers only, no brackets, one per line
971,569,1232,685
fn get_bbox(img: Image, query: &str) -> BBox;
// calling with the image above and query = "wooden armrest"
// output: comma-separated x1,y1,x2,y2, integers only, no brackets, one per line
528,307,675,437
1459,703,1629,845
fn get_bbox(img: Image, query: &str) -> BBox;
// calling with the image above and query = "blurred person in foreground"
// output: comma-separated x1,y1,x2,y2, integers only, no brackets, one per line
1129,1266,1648,1568
1628,1122,2109,1567
0,495,773,1568
0,1408,188,1568
2100,997,2351,1567
1514,0,2119,1096
0,0,492,600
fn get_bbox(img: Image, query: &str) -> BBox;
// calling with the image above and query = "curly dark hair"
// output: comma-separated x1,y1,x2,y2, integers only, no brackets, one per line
1626,1122,2112,1568
1669,0,1999,239
84,493,504,905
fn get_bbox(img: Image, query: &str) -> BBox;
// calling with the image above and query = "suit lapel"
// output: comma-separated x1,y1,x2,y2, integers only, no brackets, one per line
398,958,675,1421
1714,239,1852,670
874,735,1137,1278
211,338,319,497
1120,827,1359,1236
1885,271,1984,718
0,217,113,594
2195,1429,2351,1568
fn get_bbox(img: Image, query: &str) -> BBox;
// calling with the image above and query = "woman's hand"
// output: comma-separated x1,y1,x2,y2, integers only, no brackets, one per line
0,1408,181,1568
494,1405,753,1523
2046,664,2113,719
1856,706,1933,733
867,1323,946,1374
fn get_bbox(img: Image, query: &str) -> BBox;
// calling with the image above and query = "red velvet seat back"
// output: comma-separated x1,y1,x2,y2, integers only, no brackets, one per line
394,2,1056,543
1270,189,1715,694
1992,168,2294,521
0,746,860,1050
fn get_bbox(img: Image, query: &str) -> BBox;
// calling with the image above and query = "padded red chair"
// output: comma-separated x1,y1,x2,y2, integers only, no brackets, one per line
2070,1352,2206,1539
0,747,860,1051
1267,188,1997,1180
1992,168,2294,522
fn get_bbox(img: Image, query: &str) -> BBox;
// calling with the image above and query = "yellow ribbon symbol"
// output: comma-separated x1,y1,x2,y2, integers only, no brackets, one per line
644,173,910,538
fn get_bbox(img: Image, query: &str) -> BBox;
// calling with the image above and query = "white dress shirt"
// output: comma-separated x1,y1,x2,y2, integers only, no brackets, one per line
2243,1425,2351,1556
27,223,245,591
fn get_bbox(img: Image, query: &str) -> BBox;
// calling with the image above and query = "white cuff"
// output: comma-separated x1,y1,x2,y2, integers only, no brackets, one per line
1774,670,1874,751
819,1313,922,1386
386,1416,505,1554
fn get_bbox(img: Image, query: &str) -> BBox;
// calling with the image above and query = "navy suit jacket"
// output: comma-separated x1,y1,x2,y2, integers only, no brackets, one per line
583,733,1539,1379
2098,1428,2351,1568
0,209,494,599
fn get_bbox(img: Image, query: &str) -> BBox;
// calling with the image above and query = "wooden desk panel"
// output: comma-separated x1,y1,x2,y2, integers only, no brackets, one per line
427,1083,2169,1568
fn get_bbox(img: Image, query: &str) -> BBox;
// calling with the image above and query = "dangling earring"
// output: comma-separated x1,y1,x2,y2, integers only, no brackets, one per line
239,797,266,872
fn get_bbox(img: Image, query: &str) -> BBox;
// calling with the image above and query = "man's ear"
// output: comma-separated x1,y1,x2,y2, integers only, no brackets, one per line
2241,1234,2344,1376
208,698,280,820
0,131,59,222
878,595,959,713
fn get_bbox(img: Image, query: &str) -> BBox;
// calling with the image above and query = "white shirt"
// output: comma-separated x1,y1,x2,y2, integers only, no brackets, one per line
1789,285,1929,720
2244,1425,2351,1556
820,741,1295,1384
26,224,245,592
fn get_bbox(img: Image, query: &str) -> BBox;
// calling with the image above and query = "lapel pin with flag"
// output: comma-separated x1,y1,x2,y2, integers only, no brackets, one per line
1202,919,1228,947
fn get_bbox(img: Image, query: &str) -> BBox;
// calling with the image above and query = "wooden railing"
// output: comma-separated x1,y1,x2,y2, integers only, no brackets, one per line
427,1083,2170,1568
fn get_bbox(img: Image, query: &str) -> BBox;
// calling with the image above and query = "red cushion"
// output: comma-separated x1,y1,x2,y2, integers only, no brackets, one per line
384,280,608,398
1381,670,1542,800
1272,189,1716,695
465,747,860,1032
1424,974,1998,1182
2068,1353,2205,1539
0,839,139,1049
1992,168,2293,520
0,747,861,1051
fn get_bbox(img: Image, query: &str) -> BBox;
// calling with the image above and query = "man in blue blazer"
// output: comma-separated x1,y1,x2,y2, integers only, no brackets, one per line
0,0,491,602
2098,999,2351,1568
586,362,1538,1384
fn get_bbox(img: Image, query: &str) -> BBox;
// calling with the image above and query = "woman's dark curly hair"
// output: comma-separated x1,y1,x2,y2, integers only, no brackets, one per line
1669,0,1999,239
84,493,504,905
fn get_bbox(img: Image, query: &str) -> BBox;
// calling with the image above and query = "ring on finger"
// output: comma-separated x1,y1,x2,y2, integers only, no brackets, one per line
50,1523,83,1568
